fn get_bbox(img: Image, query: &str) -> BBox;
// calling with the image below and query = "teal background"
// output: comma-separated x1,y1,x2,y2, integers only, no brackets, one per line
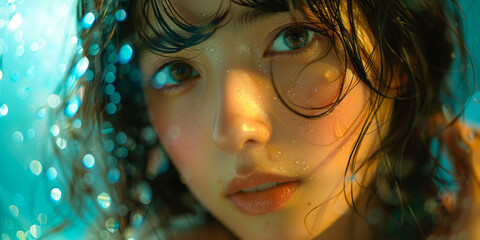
0,0,479,239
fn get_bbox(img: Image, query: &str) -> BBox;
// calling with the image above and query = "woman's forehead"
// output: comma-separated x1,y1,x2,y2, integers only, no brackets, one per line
166,0,225,20
143,0,290,24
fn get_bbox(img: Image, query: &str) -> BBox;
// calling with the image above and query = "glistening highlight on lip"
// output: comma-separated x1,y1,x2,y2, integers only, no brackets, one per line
225,173,301,215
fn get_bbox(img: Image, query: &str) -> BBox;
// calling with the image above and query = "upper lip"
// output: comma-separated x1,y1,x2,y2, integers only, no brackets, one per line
224,172,299,196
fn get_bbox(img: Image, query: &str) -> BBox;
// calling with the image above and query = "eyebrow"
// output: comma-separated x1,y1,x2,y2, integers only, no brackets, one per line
230,7,289,29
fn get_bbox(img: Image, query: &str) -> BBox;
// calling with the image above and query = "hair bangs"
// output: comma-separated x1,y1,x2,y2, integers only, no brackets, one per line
137,0,295,54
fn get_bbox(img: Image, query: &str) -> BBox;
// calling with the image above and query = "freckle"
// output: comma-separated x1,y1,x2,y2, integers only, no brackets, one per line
307,202,311,206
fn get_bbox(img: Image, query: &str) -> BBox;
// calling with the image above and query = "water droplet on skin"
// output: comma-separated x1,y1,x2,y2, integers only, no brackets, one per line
218,180,224,189
210,47,215,53
295,161,299,165
335,118,346,138
167,125,180,140
180,169,192,184
324,70,332,79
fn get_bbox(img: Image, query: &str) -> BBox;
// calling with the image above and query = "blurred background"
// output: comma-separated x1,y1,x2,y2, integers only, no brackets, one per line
0,0,479,239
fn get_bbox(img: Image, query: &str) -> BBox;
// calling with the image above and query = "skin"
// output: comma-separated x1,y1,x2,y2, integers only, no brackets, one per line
139,0,393,239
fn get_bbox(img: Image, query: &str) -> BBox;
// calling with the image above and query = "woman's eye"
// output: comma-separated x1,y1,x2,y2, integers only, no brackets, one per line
269,26,315,52
152,61,199,90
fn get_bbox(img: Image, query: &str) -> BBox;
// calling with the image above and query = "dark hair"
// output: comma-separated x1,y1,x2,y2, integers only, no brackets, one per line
52,0,475,238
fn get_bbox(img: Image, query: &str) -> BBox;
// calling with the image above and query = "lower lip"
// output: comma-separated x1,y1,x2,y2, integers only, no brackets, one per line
227,181,301,215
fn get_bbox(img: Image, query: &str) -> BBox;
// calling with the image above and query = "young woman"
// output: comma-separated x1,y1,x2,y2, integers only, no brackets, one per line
54,0,478,239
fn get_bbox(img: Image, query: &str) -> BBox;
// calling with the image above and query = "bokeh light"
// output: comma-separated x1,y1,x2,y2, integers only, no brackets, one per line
82,153,95,169
29,160,42,175
0,0,478,239
50,188,62,201
97,192,112,209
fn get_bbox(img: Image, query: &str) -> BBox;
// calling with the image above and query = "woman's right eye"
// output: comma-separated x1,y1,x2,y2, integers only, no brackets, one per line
151,60,199,90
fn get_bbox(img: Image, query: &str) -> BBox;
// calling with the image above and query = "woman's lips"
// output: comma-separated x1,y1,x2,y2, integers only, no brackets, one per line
225,173,301,215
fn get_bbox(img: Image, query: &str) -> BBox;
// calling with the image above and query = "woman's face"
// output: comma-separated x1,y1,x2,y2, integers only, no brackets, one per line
140,0,390,238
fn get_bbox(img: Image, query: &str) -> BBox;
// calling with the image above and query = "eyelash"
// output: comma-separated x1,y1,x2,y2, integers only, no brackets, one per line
147,60,199,93
267,25,318,54
148,24,326,92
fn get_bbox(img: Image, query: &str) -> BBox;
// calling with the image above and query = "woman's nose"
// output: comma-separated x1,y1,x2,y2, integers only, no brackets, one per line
212,70,271,153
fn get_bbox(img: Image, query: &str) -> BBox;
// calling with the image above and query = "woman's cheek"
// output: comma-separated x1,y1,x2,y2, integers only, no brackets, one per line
159,121,212,185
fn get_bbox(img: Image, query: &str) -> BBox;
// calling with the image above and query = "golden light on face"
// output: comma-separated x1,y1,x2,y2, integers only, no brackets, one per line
139,0,392,239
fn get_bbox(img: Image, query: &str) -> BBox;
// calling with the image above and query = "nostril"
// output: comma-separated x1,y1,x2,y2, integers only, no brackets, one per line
244,139,257,146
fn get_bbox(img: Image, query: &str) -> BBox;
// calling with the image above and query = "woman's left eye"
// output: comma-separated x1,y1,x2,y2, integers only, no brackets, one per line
269,26,315,52
151,60,199,90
